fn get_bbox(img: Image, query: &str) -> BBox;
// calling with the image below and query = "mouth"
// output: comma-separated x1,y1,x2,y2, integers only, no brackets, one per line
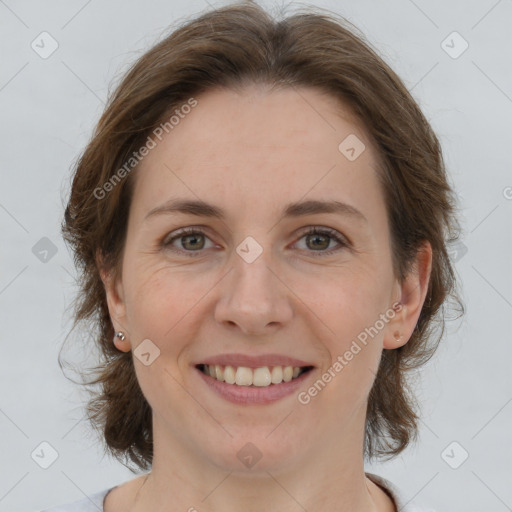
196,363,315,387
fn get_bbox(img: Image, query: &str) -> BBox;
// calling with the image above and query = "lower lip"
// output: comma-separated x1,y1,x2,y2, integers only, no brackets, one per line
195,367,313,405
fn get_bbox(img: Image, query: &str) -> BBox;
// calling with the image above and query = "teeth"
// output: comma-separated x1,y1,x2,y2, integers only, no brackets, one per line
235,366,253,386
253,367,272,387
271,366,283,384
215,365,224,382
224,365,236,384
202,364,306,386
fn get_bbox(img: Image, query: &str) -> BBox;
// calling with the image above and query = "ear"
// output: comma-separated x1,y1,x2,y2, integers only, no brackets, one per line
383,241,432,349
96,249,131,352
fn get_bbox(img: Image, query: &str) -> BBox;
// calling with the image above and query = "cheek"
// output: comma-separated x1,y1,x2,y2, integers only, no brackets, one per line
124,273,173,339
300,270,390,394
123,267,211,406
123,262,216,346
305,310,384,425
296,263,391,337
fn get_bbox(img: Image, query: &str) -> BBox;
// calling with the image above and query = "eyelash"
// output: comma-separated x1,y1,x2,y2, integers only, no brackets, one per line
162,226,349,257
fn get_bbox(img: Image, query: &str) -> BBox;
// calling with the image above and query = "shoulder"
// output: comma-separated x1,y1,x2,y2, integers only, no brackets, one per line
39,487,116,512
366,472,437,512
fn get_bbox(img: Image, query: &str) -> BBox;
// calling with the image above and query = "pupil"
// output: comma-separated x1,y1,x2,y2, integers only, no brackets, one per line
184,234,203,250
308,234,328,250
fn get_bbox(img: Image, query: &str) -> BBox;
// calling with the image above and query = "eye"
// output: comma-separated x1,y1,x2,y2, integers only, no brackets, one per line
162,227,216,256
293,226,349,256
162,226,349,257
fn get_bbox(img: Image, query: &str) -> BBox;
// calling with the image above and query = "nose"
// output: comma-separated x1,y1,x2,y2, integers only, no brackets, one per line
214,249,293,336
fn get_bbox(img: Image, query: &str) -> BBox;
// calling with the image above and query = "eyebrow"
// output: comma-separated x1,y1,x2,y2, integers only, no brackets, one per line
145,198,367,223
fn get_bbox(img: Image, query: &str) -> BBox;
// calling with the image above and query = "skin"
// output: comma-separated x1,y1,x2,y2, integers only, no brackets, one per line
100,85,432,512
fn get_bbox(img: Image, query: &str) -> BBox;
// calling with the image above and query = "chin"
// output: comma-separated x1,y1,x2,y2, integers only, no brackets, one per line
198,429,305,475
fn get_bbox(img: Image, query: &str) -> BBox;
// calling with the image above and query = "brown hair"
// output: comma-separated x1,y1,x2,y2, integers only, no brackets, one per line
61,0,463,472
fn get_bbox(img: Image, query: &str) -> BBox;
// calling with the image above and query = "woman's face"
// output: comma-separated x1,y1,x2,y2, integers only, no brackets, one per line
103,85,430,474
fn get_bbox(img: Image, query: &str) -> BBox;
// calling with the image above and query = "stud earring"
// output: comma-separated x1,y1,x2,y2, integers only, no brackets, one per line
113,331,130,352
113,331,125,343
393,331,403,343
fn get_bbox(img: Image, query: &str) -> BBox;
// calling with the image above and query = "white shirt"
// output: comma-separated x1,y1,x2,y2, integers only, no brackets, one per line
40,472,436,511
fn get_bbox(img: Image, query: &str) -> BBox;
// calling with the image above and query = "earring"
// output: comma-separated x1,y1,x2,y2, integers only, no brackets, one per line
393,331,403,343
113,331,126,343
113,331,130,352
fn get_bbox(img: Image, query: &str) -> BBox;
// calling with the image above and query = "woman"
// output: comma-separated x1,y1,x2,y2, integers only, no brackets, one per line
44,1,462,510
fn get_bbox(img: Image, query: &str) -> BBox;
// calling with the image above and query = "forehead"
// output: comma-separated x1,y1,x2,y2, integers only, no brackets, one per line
131,85,384,225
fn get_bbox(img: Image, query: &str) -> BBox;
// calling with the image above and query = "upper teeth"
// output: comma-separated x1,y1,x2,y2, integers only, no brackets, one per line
203,364,303,387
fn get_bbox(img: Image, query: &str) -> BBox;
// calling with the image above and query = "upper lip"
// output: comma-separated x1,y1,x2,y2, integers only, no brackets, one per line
196,353,315,369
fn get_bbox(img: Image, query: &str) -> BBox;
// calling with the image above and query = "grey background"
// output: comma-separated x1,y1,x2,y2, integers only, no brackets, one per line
1,0,511,511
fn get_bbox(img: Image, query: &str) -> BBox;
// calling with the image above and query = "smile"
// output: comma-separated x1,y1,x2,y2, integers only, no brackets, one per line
197,364,314,387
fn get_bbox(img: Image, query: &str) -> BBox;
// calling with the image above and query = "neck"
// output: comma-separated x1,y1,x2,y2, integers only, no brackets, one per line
126,414,393,512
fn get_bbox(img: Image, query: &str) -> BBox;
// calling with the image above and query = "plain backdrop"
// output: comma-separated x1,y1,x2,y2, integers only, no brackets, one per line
1,1,511,511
